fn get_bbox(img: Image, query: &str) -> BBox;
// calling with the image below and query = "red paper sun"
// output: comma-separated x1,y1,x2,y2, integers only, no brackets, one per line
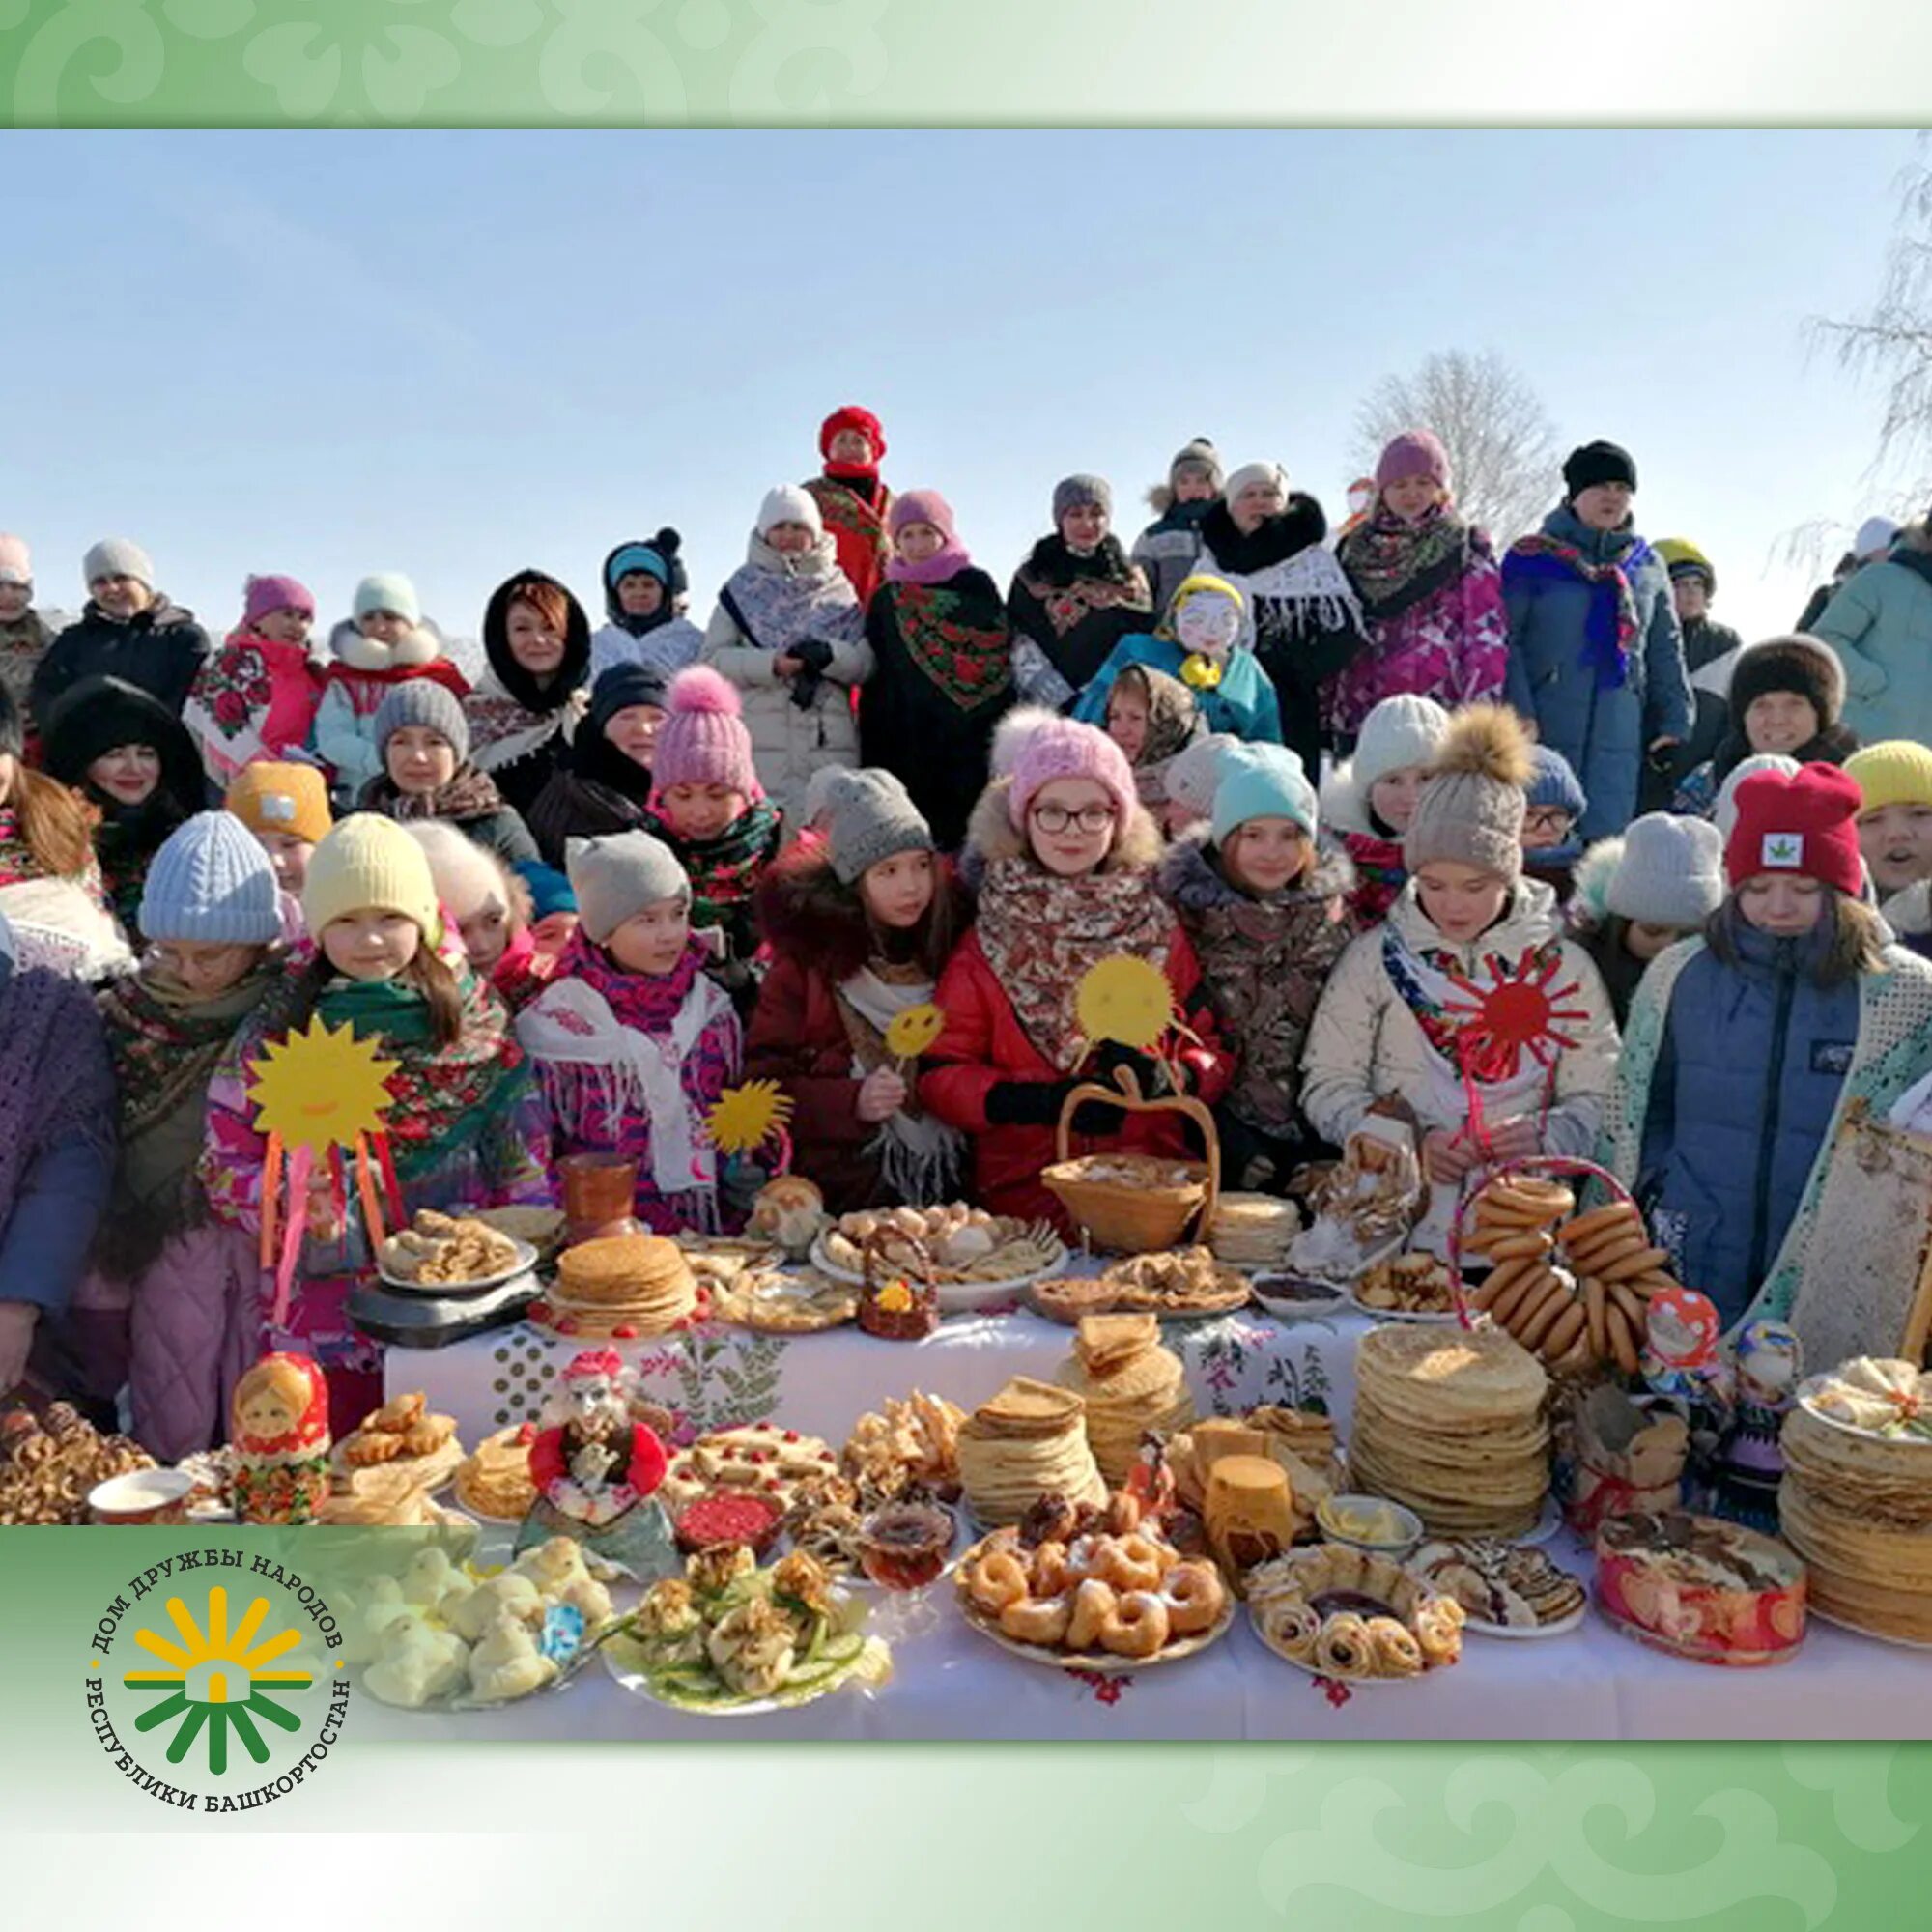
1440,949,1589,1082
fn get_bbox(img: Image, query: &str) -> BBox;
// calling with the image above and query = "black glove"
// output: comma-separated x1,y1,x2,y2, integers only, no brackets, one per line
790,638,835,673
1090,1040,1177,1101
984,1080,1125,1136
789,671,824,711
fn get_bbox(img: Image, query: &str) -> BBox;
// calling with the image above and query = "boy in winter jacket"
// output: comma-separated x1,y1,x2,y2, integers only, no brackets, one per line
639,665,784,1013
589,533,704,682
1503,441,1692,840
750,770,971,1213
32,538,210,723
1301,705,1619,1256
1332,430,1506,740
701,486,870,826
1131,438,1224,622
311,572,468,802
1844,739,1932,900
1159,743,1355,1191
359,680,539,868
1318,693,1450,926
922,715,1232,1232
1605,764,1932,1329
1074,574,1282,746
82,814,287,1460
1568,814,1726,1026
184,575,324,788
518,831,742,1235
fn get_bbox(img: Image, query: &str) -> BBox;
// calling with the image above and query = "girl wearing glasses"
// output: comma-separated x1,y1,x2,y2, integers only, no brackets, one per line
922,714,1232,1232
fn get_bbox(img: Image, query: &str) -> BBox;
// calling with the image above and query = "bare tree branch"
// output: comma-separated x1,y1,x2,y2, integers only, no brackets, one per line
1351,347,1561,547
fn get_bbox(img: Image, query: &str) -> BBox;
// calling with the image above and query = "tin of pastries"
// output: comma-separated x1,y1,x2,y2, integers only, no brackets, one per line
953,1490,1234,1669
1246,1542,1466,1679
1406,1537,1586,1634
1353,1252,1457,1319
451,1423,539,1522
1100,1247,1252,1317
331,1389,464,1489
657,1423,840,1516
0,1404,156,1525
955,1378,1107,1525
1594,1510,1806,1665
815,1204,1065,1286
379,1208,528,1287
711,1264,858,1334
604,1546,891,1712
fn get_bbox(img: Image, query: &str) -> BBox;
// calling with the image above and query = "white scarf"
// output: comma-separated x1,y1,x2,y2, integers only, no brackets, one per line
517,972,730,1199
838,966,965,1207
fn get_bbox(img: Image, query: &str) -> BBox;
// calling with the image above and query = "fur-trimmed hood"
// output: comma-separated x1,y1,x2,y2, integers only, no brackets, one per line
1159,826,1354,917
754,840,972,982
964,774,1164,877
327,614,446,672
1896,516,1932,556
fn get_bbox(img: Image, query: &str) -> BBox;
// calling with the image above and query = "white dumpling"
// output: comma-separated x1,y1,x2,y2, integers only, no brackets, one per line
467,1612,555,1703
363,1619,470,1709
513,1535,591,1597
446,1571,544,1642
340,1577,421,1666
400,1547,468,1610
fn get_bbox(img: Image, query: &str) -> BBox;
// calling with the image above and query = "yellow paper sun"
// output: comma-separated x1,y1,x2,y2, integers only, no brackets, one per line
884,1002,947,1060
247,1014,397,1152
706,1080,794,1155
1076,954,1176,1053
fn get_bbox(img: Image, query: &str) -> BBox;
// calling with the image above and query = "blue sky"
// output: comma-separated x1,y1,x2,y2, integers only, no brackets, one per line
9,129,1923,655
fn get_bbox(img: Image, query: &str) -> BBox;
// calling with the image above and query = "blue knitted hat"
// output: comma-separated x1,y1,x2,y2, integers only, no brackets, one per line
1525,745,1588,821
140,810,282,946
1211,743,1319,845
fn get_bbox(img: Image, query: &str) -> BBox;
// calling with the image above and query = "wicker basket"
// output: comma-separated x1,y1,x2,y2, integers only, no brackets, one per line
1041,1065,1221,1254
857,1229,941,1341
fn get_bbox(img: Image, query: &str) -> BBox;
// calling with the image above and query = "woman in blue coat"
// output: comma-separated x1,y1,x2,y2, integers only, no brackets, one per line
1503,441,1692,840
1605,763,1932,1331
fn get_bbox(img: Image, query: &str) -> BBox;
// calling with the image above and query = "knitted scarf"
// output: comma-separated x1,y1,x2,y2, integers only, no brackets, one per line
975,856,1177,1072
837,962,965,1206
95,959,281,1274
312,968,526,1182
643,801,781,937
1338,505,1472,622
1502,533,1651,691
0,957,114,1240
359,761,510,827
874,574,1012,714
885,538,973,587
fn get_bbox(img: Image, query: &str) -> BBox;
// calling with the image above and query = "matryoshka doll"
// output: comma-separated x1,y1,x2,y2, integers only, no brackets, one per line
1716,1320,1803,1533
230,1351,333,1524
1640,1288,1732,1510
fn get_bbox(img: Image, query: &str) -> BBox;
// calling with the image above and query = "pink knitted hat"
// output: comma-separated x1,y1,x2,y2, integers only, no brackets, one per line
1006,714,1137,833
242,573,315,626
649,664,763,808
1376,429,1451,492
887,489,956,543
0,534,30,588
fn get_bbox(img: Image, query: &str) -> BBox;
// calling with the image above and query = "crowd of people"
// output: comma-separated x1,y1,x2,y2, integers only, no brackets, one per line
5,403,1932,1458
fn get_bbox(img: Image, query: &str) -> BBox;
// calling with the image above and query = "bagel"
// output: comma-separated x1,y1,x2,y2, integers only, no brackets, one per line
999,1592,1073,1646
1514,1279,1573,1352
1482,1230,1555,1264
1629,1271,1675,1299
1551,1327,1596,1378
1540,1300,1587,1363
1584,1276,1607,1364
1100,1534,1166,1595
1558,1203,1642,1247
1564,1226,1646,1273
1160,1561,1227,1636
1606,1302,1640,1376
1606,1278,1649,1333
1602,1245,1671,1285
966,1549,1030,1615
1490,1263,1551,1329
1100,1590,1172,1659
1066,1577,1119,1651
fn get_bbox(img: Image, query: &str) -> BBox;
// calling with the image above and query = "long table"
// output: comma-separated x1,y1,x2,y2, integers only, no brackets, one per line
376,1300,1931,1741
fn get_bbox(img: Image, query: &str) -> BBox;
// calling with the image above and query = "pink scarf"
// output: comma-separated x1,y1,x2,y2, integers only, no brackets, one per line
886,539,975,587
556,926,710,1031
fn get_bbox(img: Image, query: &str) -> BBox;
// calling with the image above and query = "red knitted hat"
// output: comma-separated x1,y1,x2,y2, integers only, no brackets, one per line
1724,762,1864,896
819,404,885,465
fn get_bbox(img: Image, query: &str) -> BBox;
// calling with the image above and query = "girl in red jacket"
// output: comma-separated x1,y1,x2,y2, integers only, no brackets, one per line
749,769,972,1213
922,715,1232,1232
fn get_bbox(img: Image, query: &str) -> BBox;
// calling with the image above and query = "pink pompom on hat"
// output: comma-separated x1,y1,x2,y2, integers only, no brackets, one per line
1376,429,1451,492
649,664,763,809
242,573,316,627
1005,713,1137,833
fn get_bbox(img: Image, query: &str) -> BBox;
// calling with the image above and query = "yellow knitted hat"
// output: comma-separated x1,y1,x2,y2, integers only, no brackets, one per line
301,812,441,941
225,760,332,846
1845,740,1932,816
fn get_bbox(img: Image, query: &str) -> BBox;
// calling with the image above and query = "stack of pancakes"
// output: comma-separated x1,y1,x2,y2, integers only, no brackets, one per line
1056,1315,1195,1485
545,1235,696,1338
955,1378,1106,1526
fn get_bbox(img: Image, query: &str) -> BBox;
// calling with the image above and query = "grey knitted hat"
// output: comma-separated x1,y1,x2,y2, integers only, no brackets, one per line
1053,473,1112,524
375,679,470,765
566,831,690,945
83,536,154,589
822,768,933,885
1169,438,1223,492
1403,704,1534,883
1606,813,1725,929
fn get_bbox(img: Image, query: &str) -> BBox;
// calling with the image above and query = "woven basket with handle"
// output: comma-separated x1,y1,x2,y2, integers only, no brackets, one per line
1041,1064,1221,1254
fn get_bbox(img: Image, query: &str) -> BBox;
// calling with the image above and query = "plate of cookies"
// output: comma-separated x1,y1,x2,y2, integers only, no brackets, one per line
378,1210,537,1294
953,1492,1235,1674
1348,1252,1461,1323
1406,1537,1588,1638
1245,1543,1466,1683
